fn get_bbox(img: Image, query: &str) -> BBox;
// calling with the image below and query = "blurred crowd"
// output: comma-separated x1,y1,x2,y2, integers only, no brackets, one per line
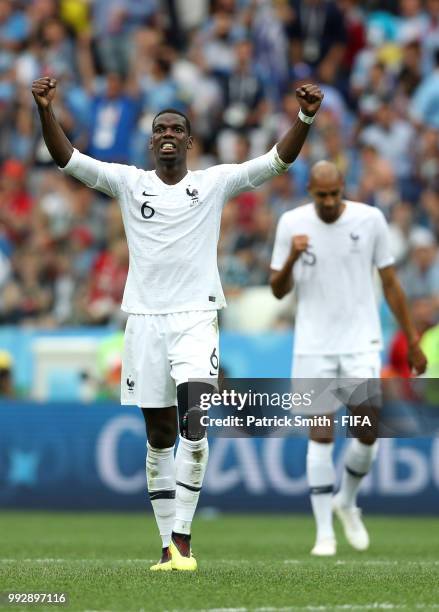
0,0,438,331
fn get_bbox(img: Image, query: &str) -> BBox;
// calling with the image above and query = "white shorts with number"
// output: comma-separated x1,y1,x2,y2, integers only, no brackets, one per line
292,352,382,414
121,311,219,408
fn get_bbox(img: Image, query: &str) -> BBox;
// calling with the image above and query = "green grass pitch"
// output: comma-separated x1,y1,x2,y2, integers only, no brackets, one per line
1,512,438,611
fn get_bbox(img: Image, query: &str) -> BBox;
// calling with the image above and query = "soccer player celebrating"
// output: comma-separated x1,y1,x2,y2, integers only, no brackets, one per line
270,161,427,557
32,76,323,570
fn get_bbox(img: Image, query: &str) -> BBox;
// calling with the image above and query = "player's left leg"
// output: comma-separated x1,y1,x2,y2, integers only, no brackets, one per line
333,353,381,551
169,381,212,570
168,311,219,571
333,437,377,551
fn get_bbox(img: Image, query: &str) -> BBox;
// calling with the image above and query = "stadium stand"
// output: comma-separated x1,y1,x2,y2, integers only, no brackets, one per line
0,0,437,350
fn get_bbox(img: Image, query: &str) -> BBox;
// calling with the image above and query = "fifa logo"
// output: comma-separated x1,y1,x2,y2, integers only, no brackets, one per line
186,186,200,207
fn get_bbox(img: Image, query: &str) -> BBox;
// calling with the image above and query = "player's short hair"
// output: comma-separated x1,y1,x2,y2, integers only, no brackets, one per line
152,109,191,135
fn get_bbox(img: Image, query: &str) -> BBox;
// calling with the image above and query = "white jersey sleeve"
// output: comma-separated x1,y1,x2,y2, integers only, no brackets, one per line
373,209,395,269
59,149,127,198
271,212,292,271
220,145,291,200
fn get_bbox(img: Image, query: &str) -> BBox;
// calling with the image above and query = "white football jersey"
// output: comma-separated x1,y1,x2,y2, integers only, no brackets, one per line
61,147,289,314
271,201,395,355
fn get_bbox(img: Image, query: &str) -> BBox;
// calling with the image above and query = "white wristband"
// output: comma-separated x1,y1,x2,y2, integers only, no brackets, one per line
298,109,314,125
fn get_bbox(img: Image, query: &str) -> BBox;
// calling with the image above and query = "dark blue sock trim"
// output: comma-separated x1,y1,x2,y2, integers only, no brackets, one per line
310,484,334,495
346,465,368,478
176,480,202,493
149,489,176,501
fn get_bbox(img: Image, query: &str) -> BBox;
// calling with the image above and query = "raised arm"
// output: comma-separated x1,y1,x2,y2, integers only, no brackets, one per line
32,76,125,198
276,84,324,164
32,77,73,168
220,84,324,199
379,266,427,375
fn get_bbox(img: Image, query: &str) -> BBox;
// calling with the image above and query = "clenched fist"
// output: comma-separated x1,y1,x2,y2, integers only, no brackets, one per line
296,84,324,117
290,234,310,263
32,77,57,109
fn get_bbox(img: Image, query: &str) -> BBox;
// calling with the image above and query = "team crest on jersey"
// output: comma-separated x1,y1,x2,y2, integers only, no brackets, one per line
126,376,135,393
349,232,360,252
186,186,200,207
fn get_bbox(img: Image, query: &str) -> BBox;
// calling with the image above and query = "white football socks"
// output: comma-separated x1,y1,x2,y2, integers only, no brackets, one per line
337,439,378,508
307,440,335,541
146,443,176,548
174,435,209,535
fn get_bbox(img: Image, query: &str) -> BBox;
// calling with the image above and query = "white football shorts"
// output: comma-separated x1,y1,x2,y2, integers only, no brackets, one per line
292,352,381,379
292,352,382,415
121,310,219,408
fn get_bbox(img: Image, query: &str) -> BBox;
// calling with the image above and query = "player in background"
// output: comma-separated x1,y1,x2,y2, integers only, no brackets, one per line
270,161,427,557
32,76,323,570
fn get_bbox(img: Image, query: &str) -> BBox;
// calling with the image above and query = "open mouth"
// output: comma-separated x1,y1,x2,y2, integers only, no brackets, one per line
160,143,176,152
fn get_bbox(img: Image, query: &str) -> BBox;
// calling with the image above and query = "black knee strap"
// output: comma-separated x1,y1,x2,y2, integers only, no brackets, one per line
177,382,214,441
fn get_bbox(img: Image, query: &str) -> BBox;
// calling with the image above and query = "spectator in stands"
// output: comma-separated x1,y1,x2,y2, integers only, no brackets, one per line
399,227,439,300
266,172,301,220
416,128,439,188
410,47,439,128
421,187,439,238
423,0,439,74
0,160,33,245
11,247,54,325
388,295,437,377
86,237,129,325
91,0,158,75
396,39,422,105
396,0,429,44
195,9,237,85
353,144,399,213
338,0,367,76
360,98,416,184
250,0,290,101
39,17,76,82
234,203,275,286
0,0,29,54
222,39,265,130
87,72,141,164
26,0,59,35
287,0,347,68
388,201,424,266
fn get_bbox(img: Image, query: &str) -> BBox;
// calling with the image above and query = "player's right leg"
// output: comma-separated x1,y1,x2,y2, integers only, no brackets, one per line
308,421,336,556
293,354,338,556
142,407,178,570
121,314,179,570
